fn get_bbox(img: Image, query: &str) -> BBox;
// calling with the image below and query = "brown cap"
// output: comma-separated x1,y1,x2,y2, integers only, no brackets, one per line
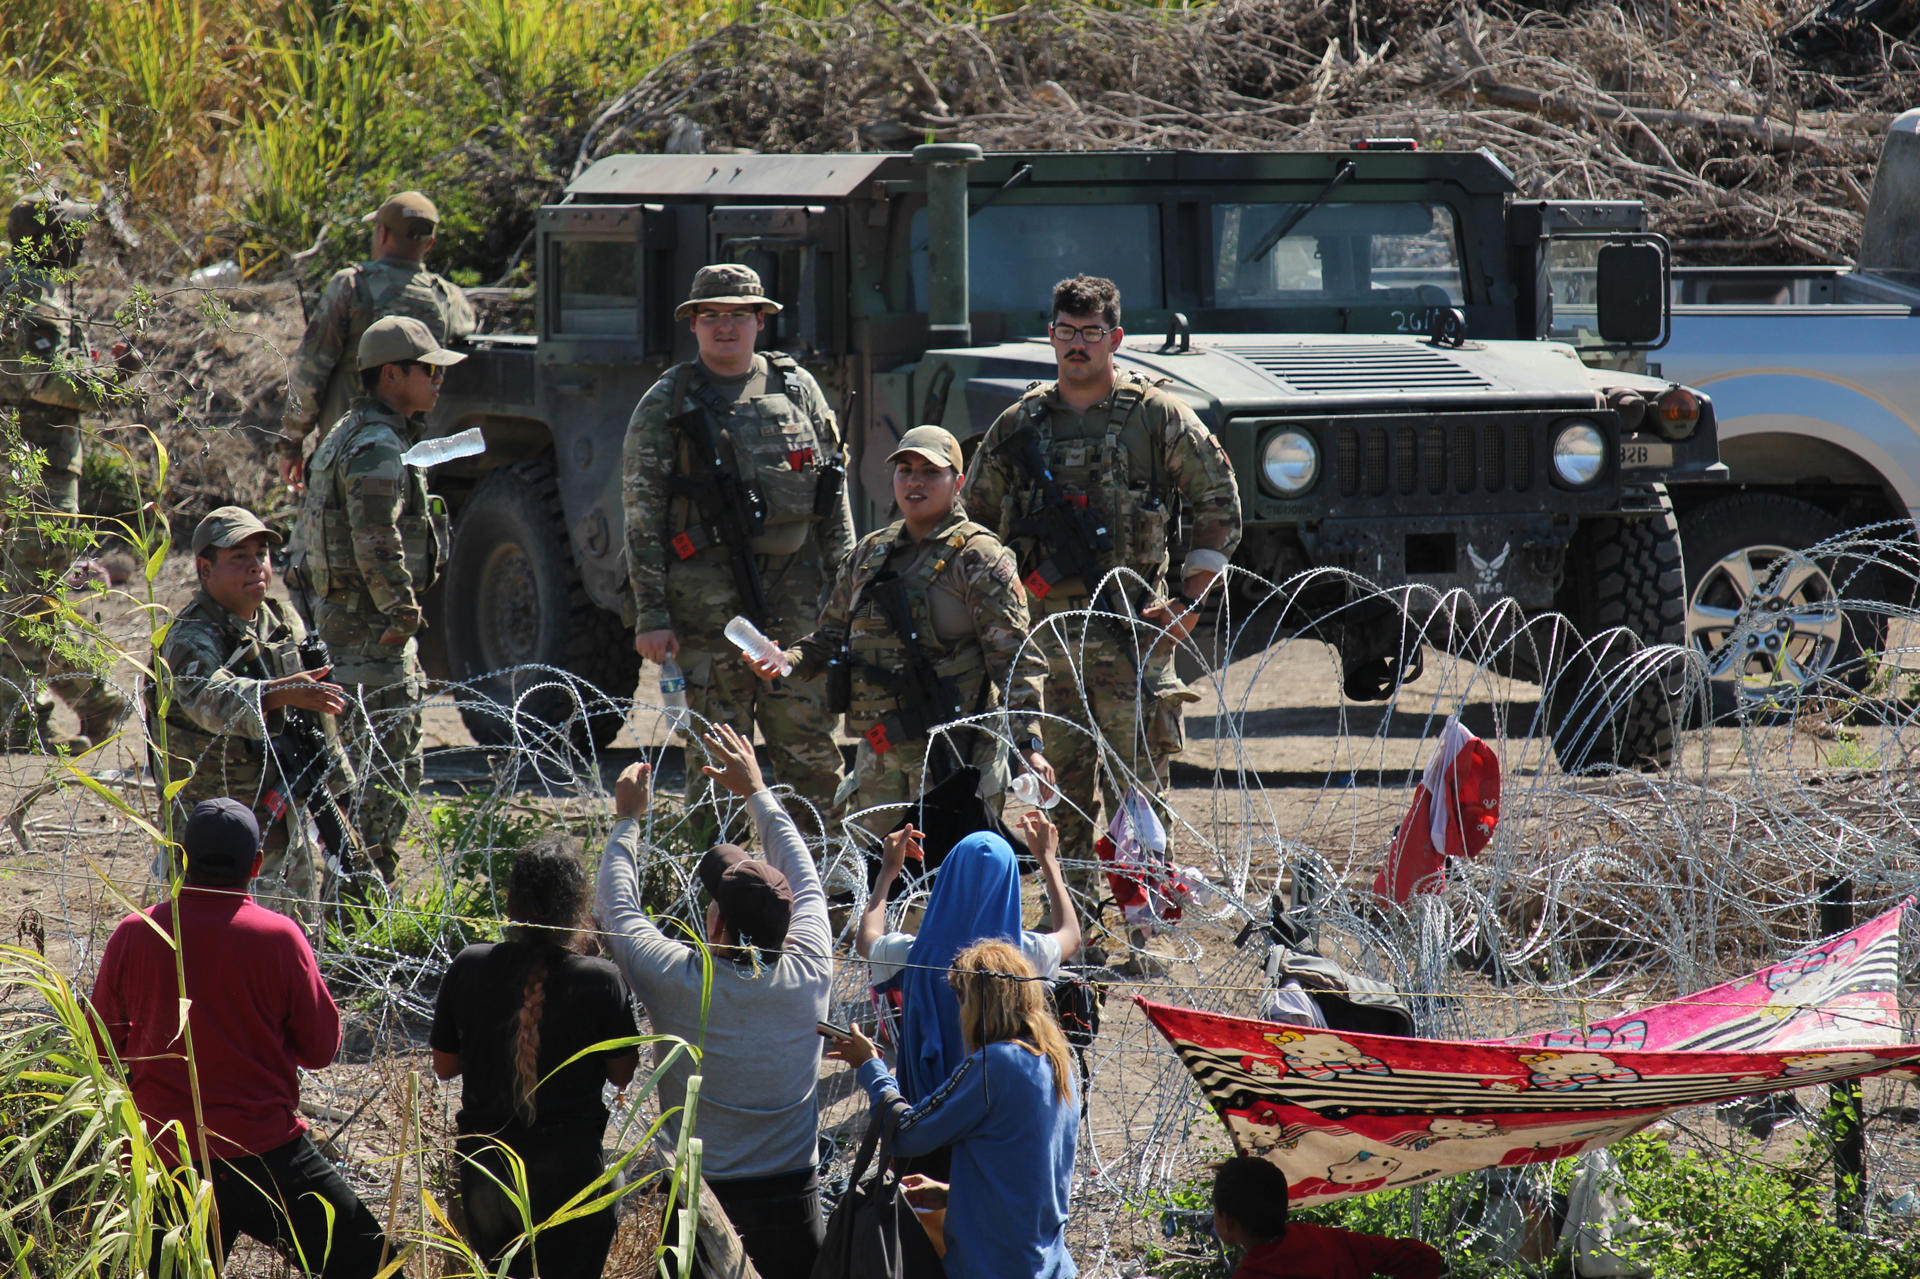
674,263,784,319
191,505,283,557
362,190,440,239
697,844,793,953
357,315,467,370
886,425,964,472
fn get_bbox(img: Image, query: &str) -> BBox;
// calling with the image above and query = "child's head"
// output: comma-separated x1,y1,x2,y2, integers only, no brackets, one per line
1212,1156,1290,1247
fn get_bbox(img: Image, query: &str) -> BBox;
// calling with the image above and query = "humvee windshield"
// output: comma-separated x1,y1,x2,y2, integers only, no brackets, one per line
909,203,1164,313
1212,202,1465,307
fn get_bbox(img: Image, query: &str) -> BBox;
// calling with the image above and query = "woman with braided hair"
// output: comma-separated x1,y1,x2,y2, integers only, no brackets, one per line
432,837,640,1277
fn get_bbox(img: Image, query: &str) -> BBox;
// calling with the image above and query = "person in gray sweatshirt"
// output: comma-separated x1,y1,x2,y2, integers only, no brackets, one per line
595,722,831,1279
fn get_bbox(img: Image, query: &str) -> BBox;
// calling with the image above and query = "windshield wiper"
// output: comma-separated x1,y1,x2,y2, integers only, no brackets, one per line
1243,160,1356,264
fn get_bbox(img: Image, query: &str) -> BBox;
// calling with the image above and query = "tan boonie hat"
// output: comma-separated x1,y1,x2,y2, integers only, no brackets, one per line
357,315,467,370
673,263,784,319
887,425,965,472
362,190,440,238
191,505,283,557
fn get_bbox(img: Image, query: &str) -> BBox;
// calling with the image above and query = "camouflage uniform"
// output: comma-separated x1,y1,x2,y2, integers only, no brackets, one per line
0,262,130,745
147,587,355,926
962,370,1241,895
280,258,474,467
622,351,854,820
295,397,448,879
788,507,1044,839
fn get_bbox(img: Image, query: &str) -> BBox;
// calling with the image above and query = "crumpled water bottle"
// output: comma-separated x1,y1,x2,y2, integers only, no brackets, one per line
1009,771,1060,809
658,657,690,738
724,615,790,676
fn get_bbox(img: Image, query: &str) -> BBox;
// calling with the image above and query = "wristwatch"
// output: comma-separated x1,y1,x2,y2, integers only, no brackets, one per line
1019,733,1045,757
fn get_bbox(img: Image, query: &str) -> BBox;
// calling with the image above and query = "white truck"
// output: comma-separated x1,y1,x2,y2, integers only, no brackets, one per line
1651,107,1920,710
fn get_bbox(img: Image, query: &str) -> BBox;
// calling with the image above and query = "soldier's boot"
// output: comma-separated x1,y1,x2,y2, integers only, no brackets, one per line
371,843,402,885
2,698,83,754
1116,925,1171,980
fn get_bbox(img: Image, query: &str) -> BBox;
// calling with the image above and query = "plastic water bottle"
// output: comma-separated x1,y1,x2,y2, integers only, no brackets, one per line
658,657,689,737
399,426,487,469
724,615,790,676
1009,771,1060,809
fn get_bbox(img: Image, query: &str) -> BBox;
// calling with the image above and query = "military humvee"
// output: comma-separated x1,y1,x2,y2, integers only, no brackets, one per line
422,142,1722,770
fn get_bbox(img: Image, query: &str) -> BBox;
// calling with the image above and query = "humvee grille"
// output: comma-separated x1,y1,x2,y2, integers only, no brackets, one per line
1333,419,1538,497
1222,343,1497,394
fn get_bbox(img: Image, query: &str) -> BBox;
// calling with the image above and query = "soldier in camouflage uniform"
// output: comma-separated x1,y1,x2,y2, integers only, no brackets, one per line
755,426,1055,840
0,196,135,751
291,315,460,881
279,191,475,487
148,507,356,927
962,275,1242,918
622,264,852,830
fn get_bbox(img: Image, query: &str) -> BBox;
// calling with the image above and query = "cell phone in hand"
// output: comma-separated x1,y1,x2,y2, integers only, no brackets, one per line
816,1019,852,1039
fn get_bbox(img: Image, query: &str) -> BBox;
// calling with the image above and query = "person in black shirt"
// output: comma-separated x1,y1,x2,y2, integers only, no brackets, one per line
432,838,640,1278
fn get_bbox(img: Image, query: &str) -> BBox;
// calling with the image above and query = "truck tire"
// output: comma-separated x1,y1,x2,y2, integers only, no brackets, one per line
442,459,639,749
1545,496,1685,773
1679,493,1885,720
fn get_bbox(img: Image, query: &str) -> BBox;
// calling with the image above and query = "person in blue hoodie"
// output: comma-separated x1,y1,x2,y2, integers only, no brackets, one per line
826,939,1079,1279
857,818,1080,1108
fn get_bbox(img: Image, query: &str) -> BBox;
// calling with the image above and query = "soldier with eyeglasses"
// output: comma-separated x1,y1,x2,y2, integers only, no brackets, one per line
621,264,853,833
960,275,1241,942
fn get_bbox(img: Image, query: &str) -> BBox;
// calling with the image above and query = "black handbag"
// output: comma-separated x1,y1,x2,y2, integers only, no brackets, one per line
811,1108,946,1279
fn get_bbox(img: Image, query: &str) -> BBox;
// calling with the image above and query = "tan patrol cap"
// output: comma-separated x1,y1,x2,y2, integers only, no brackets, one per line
674,263,784,319
887,425,965,472
357,315,467,370
191,506,283,557
362,190,440,237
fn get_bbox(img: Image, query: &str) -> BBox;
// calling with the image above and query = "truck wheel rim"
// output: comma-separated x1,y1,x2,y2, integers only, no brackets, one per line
477,543,541,666
1687,544,1844,706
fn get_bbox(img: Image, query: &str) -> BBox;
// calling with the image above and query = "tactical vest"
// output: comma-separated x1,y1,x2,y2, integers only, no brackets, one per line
317,262,468,434
844,519,998,739
1009,371,1171,590
297,404,446,604
145,595,305,795
0,268,86,414
670,352,832,558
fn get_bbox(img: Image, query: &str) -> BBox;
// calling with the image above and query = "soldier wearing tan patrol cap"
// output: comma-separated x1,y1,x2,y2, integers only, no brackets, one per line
147,505,355,928
622,264,853,832
753,424,1055,841
0,193,138,753
290,316,464,881
279,189,475,487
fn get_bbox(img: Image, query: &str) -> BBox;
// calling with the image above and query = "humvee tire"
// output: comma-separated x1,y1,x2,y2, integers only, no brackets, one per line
1545,492,1686,773
443,460,638,749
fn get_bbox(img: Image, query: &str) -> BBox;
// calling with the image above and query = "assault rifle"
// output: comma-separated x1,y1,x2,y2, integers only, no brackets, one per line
1002,426,1139,671
257,636,372,894
667,408,771,624
859,571,966,772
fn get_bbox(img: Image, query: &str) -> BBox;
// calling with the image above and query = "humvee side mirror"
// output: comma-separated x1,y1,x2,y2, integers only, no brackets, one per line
1595,241,1666,345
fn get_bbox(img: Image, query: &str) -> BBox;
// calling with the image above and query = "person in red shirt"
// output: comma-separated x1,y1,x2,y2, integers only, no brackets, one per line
91,798,392,1278
1212,1157,1444,1279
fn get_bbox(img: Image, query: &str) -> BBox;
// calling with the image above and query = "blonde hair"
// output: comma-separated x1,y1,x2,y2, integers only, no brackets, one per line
949,940,1074,1103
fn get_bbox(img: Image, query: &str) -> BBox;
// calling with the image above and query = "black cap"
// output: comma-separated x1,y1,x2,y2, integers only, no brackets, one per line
697,844,793,953
181,798,260,882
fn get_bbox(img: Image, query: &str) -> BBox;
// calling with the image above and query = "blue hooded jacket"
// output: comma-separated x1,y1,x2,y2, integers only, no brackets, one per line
895,831,1024,1102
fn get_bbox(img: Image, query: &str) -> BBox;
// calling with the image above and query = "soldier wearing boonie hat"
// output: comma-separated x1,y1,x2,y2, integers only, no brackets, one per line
148,505,355,929
0,191,137,754
289,314,462,883
279,188,475,488
763,423,1053,839
621,265,853,832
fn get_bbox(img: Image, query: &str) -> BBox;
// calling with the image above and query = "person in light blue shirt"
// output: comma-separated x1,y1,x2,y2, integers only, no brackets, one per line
826,939,1079,1279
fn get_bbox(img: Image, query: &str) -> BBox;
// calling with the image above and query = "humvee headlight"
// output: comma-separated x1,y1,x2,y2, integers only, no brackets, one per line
1552,420,1606,487
1261,431,1319,496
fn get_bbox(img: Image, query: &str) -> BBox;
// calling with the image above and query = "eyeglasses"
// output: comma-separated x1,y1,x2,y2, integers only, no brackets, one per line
695,309,759,327
404,362,446,380
1049,322,1114,344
